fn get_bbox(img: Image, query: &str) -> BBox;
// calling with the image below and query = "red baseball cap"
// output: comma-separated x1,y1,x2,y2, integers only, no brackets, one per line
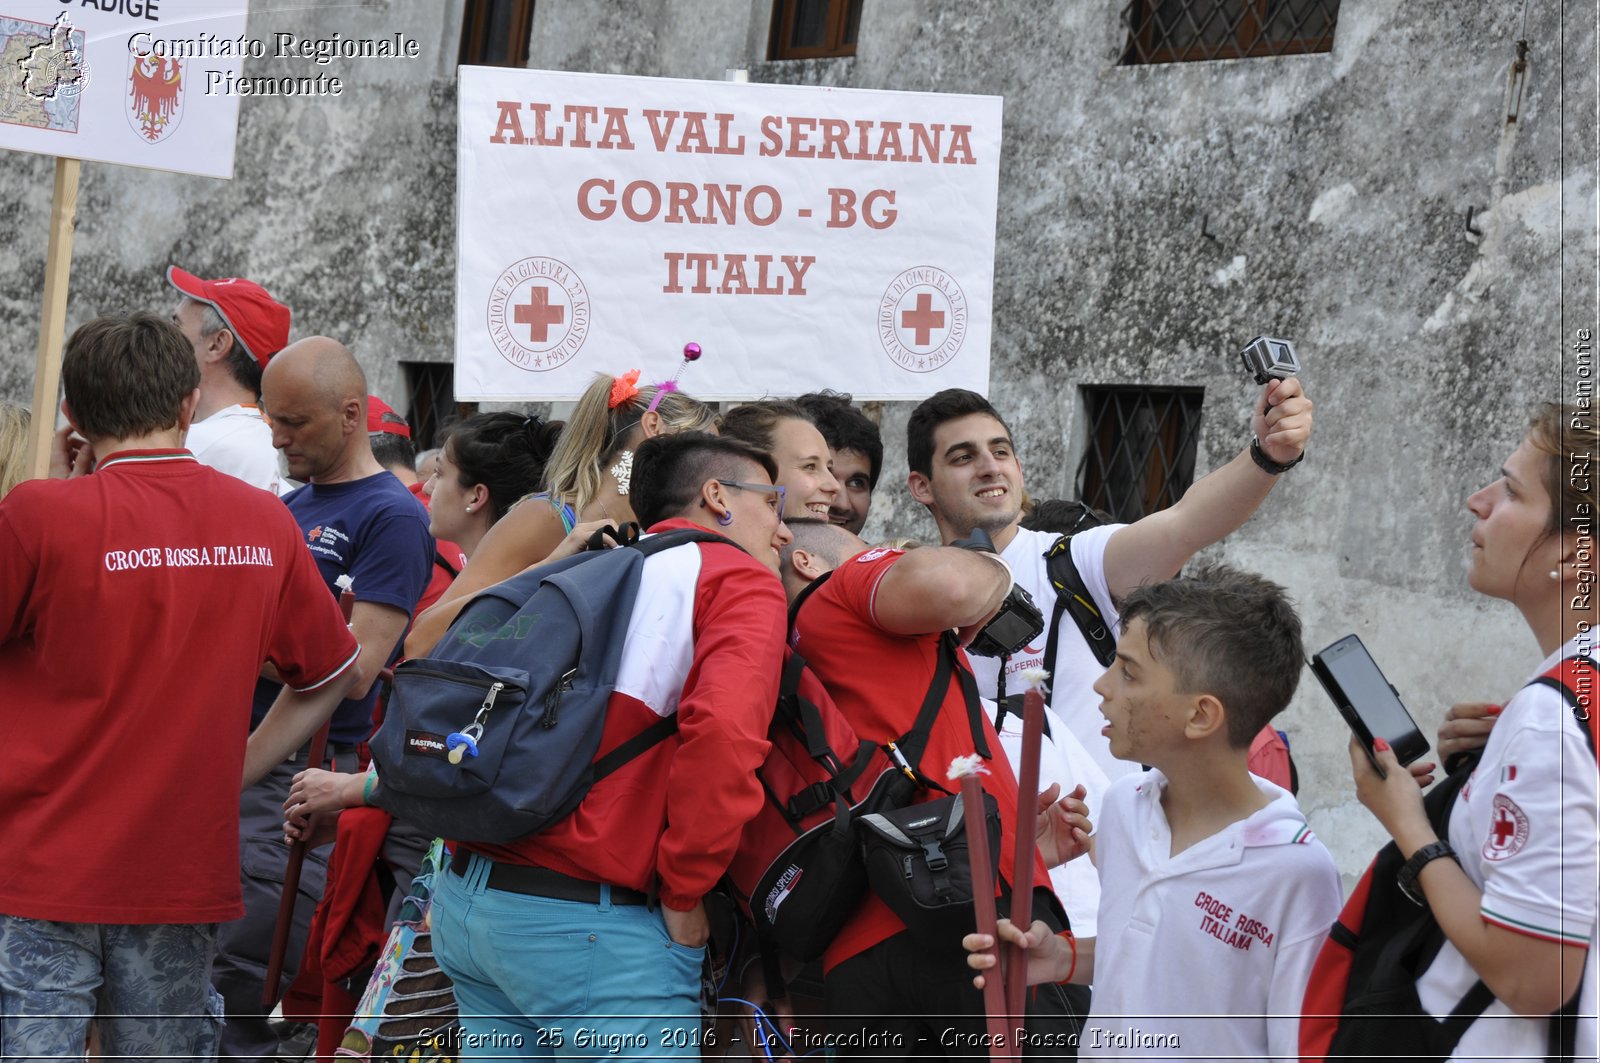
166,265,291,369
367,396,412,438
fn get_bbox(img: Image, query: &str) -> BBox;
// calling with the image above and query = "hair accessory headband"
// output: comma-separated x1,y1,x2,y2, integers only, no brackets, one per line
645,342,703,414
608,368,641,409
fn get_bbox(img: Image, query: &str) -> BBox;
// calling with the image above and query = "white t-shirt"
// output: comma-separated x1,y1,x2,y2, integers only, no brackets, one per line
185,404,280,495
970,524,1136,785
1085,770,1342,1061
1415,636,1598,1060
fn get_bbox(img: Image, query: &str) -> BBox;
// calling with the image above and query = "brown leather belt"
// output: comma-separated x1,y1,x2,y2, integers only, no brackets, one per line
448,850,648,906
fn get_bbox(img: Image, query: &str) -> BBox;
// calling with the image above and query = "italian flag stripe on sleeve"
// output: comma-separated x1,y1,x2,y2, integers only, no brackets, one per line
1482,905,1591,945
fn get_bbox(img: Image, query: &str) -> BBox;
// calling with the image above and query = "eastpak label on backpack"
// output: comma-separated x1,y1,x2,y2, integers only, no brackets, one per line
369,527,735,843
1300,655,1598,1063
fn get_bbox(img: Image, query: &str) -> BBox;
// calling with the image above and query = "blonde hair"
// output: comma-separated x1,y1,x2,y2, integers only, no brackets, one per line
0,402,31,498
542,373,718,512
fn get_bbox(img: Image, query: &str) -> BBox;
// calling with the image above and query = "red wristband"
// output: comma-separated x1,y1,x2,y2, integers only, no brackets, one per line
1055,929,1077,985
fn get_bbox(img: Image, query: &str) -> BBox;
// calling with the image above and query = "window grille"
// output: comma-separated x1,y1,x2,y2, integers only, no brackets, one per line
460,0,535,67
1075,387,1204,522
1121,0,1339,65
402,362,475,451
769,0,863,60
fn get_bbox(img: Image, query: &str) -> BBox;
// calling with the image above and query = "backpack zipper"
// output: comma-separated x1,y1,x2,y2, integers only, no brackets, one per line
447,680,505,764
543,668,578,729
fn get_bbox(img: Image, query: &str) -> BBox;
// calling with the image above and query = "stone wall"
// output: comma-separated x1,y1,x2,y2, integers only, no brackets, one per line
1,0,1593,883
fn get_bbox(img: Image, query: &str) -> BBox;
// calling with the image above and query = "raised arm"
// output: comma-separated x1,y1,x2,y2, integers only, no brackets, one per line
872,545,1011,635
1101,376,1312,601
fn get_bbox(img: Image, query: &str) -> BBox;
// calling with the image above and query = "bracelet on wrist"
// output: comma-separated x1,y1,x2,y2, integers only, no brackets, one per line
1055,929,1077,985
1250,435,1304,475
361,767,379,806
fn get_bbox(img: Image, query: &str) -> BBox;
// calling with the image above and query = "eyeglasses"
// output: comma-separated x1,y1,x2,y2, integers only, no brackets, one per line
717,479,786,517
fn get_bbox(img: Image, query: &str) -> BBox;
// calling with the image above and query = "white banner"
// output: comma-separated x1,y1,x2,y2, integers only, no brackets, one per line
0,1,253,178
455,67,1003,401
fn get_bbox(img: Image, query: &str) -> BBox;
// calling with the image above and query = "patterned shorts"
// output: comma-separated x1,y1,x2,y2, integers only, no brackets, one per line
0,914,222,1062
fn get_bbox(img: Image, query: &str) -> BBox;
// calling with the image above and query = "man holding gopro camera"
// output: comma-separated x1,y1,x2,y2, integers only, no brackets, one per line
907,346,1314,783
905,349,1313,985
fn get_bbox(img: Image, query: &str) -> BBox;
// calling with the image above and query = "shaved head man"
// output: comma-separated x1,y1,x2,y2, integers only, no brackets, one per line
216,336,435,1062
261,338,375,484
779,518,867,602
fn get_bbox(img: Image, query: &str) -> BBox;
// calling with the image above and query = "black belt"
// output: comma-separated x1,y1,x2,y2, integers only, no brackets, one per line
448,850,648,906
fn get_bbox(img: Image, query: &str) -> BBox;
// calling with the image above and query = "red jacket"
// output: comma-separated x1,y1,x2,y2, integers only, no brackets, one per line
466,519,788,911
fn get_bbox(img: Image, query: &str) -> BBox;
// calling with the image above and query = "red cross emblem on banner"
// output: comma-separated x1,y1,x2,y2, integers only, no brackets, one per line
514,286,565,343
878,266,969,374
485,257,591,373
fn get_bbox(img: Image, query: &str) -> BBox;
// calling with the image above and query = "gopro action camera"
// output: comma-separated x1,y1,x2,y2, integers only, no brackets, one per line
1240,336,1300,385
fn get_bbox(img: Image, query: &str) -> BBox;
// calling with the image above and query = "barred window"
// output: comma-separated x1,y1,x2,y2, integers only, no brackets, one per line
460,0,535,67
1121,0,1339,65
1075,387,1204,522
769,0,863,60
402,362,475,451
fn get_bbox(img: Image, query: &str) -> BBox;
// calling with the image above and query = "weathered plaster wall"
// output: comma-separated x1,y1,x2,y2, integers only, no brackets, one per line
0,1,1592,884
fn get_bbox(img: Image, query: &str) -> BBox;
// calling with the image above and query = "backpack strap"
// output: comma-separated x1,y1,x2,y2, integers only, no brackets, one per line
589,714,680,784
775,569,877,826
632,526,746,558
433,549,461,580
991,656,1054,739
769,647,877,826
1041,533,1117,704
587,522,641,551
790,564,991,792
787,567,833,628
1528,654,1599,756
889,631,991,792
580,528,751,787
1529,654,1599,1063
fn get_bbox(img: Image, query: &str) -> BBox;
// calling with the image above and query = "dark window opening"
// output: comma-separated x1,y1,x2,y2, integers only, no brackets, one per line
1121,0,1339,65
1075,387,1204,523
460,0,535,67
769,0,863,60
403,362,477,451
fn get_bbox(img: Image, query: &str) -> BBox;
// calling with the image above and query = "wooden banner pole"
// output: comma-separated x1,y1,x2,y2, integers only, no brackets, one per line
24,156,81,481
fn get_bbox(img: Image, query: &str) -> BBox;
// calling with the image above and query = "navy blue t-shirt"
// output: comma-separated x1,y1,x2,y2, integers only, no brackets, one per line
251,471,433,744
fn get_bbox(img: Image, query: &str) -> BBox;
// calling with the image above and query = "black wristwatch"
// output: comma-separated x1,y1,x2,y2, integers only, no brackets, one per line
1397,841,1458,906
1250,435,1304,474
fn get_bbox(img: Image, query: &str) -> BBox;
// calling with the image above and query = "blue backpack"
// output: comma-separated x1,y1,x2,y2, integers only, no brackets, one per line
370,526,734,842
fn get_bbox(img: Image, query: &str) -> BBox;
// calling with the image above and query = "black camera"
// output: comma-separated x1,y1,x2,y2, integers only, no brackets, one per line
967,583,1045,659
1239,336,1300,385
950,528,1046,659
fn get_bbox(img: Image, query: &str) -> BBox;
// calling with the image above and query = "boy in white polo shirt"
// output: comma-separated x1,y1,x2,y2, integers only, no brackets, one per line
968,563,1341,1061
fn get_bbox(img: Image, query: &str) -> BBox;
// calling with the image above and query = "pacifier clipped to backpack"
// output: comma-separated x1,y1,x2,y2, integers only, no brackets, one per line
446,680,506,764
